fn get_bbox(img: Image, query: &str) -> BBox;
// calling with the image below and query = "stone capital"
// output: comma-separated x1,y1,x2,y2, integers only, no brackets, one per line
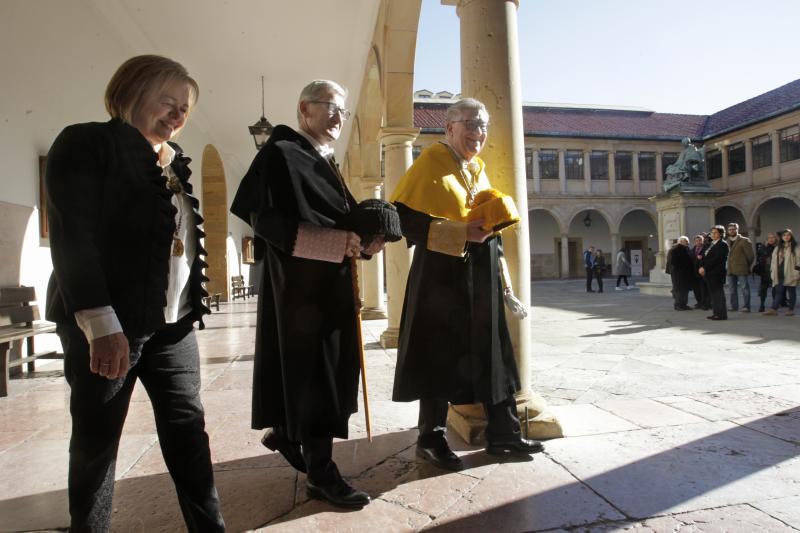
378,127,419,147
360,176,384,189
441,0,520,10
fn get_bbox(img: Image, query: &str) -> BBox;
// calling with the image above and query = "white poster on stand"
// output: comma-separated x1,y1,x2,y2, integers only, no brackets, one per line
631,249,643,276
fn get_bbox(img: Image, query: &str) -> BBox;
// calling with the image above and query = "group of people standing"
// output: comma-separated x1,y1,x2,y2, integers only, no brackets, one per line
667,223,799,319
584,246,636,292
44,55,543,531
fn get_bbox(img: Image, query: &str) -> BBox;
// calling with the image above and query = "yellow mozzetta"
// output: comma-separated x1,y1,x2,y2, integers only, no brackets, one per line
467,188,520,232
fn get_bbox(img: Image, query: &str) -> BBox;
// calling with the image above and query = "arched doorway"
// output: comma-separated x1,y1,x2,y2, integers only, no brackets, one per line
529,208,561,279
619,209,658,273
715,205,747,234
753,197,800,242
201,144,229,301
568,209,611,278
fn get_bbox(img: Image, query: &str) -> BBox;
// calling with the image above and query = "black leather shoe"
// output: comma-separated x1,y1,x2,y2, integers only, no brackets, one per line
416,443,464,471
307,477,370,508
261,428,306,473
486,438,545,456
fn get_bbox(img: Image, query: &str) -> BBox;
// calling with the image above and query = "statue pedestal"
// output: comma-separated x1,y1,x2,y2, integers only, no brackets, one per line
638,187,723,296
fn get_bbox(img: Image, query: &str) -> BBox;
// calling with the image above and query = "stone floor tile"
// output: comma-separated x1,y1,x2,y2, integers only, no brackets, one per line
638,503,796,532
425,456,625,532
547,404,640,436
595,398,706,428
261,498,431,532
651,397,740,422
0,429,36,453
751,495,800,529
687,389,798,418
748,383,800,404
545,421,800,519
732,409,800,444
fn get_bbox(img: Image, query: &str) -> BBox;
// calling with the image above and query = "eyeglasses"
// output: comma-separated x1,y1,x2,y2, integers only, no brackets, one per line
451,119,489,132
309,100,351,120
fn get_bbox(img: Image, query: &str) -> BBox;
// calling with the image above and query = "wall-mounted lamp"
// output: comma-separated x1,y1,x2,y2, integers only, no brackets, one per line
583,212,592,227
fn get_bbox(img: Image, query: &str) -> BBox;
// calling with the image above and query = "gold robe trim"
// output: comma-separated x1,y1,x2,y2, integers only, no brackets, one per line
428,219,467,257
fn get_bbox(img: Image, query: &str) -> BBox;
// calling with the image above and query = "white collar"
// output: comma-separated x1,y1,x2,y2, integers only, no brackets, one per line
156,142,176,168
297,128,335,159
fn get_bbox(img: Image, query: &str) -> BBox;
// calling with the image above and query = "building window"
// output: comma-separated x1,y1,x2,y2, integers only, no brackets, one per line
590,151,608,180
525,147,533,180
728,142,745,174
780,125,800,162
565,150,583,180
707,149,722,179
752,135,771,169
638,152,655,181
661,152,679,177
615,151,632,180
539,149,558,179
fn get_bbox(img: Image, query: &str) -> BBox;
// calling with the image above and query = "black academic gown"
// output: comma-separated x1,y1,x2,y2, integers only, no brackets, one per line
391,203,520,406
231,125,359,441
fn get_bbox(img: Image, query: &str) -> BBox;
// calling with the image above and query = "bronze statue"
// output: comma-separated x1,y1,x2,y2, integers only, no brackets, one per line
663,137,707,192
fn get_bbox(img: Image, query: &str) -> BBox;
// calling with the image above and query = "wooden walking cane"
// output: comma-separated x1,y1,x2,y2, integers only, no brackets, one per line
350,256,372,441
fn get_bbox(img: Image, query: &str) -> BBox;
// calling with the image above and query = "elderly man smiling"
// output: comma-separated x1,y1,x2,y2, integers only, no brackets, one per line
390,98,544,472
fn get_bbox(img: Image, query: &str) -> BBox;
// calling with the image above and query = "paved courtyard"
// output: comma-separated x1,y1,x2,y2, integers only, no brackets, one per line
1,279,799,532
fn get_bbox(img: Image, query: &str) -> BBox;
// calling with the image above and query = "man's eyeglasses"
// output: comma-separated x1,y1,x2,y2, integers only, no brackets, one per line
451,119,489,132
310,100,351,120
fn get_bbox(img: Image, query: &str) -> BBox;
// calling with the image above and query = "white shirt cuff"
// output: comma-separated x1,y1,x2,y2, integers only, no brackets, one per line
74,306,123,341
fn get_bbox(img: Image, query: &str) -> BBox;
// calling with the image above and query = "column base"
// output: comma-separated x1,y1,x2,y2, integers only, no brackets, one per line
448,392,564,445
361,307,387,320
379,327,399,349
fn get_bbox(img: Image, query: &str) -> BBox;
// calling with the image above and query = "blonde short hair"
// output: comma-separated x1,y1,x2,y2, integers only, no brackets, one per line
105,55,199,123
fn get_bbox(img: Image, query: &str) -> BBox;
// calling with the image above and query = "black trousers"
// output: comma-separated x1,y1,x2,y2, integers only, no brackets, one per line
692,277,708,307
417,396,521,447
759,274,774,309
58,317,225,533
586,267,594,291
706,276,727,319
616,275,629,287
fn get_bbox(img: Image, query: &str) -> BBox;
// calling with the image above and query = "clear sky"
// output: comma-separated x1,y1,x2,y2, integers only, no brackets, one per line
414,0,800,115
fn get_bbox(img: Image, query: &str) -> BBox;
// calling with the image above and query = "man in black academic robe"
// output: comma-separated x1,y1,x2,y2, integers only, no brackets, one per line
700,225,730,320
231,80,383,508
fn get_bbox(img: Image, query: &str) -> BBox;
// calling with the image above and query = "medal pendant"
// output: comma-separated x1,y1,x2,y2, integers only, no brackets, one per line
172,237,184,257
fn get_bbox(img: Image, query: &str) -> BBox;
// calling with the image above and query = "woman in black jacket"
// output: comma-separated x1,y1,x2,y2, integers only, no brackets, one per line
45,55,224,532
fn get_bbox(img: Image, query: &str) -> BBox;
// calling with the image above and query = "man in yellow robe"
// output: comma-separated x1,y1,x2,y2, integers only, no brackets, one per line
391,98,543,471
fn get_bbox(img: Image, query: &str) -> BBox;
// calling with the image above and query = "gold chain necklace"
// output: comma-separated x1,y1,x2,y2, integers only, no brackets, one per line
443,142,480,208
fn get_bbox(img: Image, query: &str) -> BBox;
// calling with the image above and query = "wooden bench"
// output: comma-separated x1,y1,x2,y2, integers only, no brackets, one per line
231,275,254,301
0,286,60,397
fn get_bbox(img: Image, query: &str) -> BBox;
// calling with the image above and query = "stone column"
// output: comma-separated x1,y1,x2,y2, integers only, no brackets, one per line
558,149,566,193
608,151,616,195
770,130,781,180
445,0,560,441
560,233,570,278
378,127,418,348
745,139,754,187
632,151,640,195
721,145,729,190
583,149,591,193
360,178,387,320
655,152,663,191
610,233,620,275
532,148,541,193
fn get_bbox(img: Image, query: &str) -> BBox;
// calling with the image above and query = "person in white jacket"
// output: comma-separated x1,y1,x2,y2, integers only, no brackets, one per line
765,229,800,316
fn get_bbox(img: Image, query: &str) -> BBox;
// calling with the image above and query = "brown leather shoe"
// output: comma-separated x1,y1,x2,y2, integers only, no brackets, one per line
261,428,306,473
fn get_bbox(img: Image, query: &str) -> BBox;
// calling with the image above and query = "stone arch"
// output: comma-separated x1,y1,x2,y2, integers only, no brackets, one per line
201,144,230,301
616,206,657,233
751,195,800,239
715,204,748,233
618,208,659,271
530,208,564,279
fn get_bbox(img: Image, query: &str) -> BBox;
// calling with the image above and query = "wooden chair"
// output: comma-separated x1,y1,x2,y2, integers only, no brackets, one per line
0,286,60,397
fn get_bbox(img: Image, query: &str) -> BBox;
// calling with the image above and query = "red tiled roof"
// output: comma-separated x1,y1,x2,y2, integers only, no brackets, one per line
414,79,800,141
414,102,706,141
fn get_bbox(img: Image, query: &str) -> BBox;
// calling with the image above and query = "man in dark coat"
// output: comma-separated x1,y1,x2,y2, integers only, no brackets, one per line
700,225,730,320
390,98,543,472
669,236,694,310
230,80,383,508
